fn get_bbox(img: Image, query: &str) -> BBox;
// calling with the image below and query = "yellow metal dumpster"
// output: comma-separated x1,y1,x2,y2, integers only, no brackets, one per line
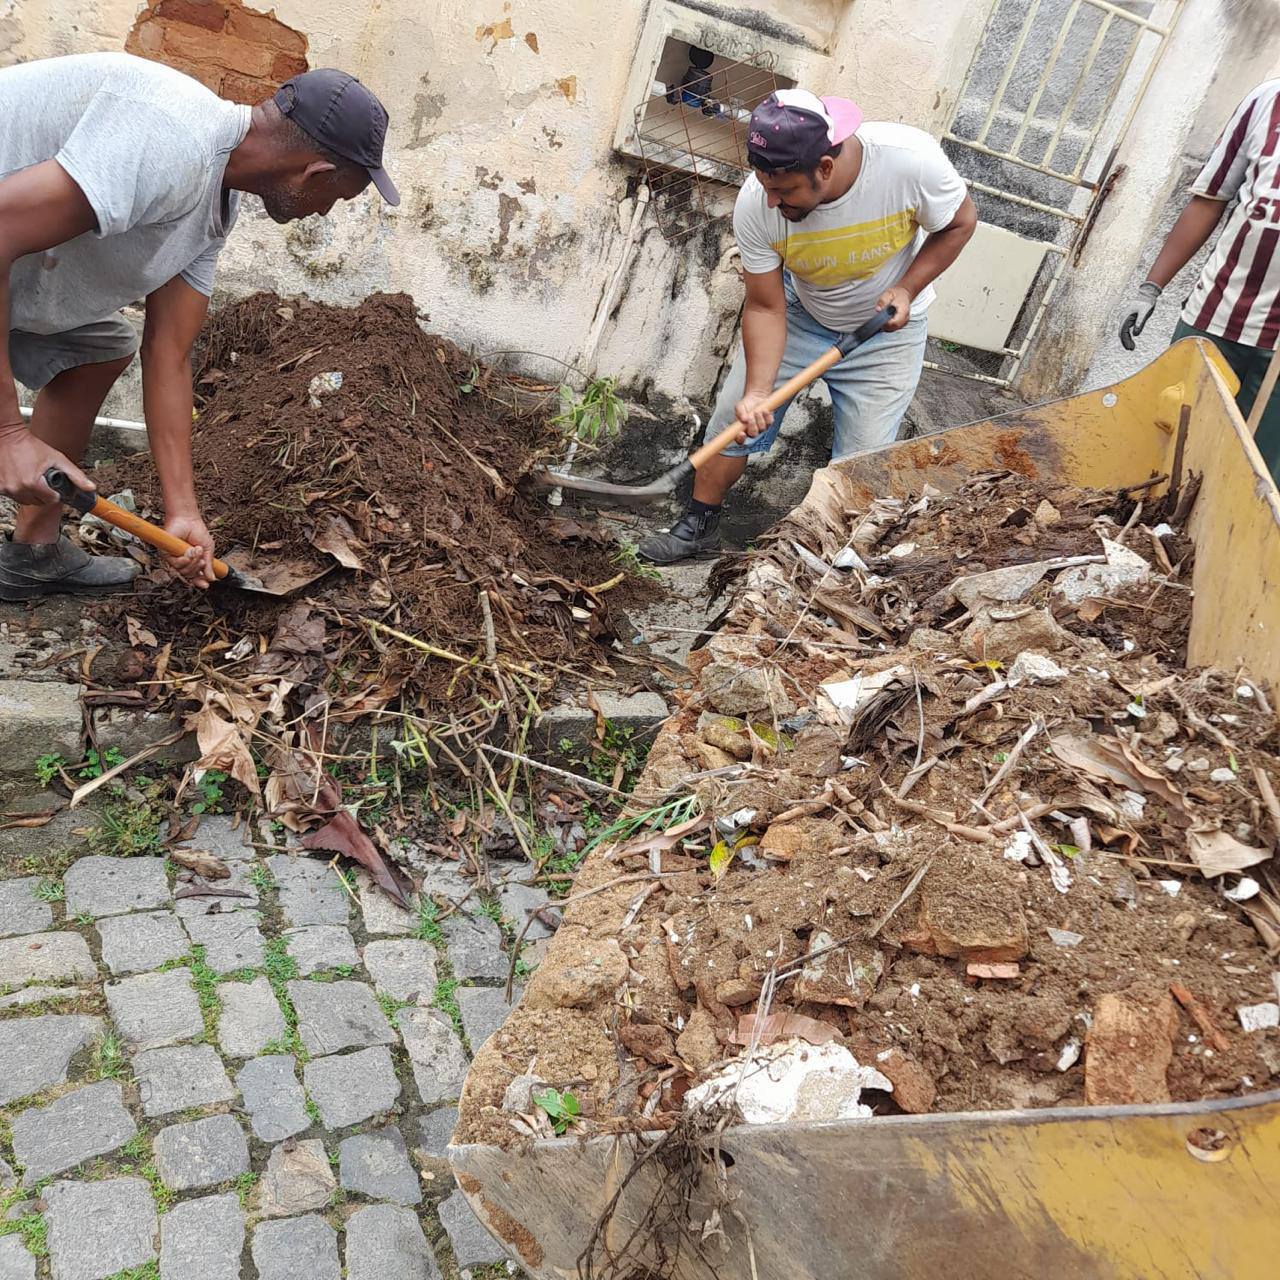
448,339,1280,1280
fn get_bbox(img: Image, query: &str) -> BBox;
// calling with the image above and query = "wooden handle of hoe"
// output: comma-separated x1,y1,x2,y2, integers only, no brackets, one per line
1246,343,1280,438
687,304,896,470
44,468,231,579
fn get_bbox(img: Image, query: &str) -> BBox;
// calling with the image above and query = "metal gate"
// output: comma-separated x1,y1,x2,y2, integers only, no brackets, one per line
931,0,1188,389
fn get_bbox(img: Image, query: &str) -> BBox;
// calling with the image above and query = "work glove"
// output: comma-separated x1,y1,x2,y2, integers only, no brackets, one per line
1119,281,1162,350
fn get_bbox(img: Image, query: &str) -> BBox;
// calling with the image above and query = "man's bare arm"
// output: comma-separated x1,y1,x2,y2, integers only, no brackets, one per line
878,194,978,331
0,161,99,503
142,276,216,587
735,266,789,437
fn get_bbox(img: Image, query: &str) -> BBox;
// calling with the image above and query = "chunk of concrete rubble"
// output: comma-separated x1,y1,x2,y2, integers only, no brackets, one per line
675,1007,720,1074
1237,1002,1280,1032
1084,985,1178,1105
950,561,1056,611
686,1041,892,1123
918,854,1028,962
759,817,842,863
528,939,627,1010
698,634,796,717
794,932,883,1008
695,713,753,761
1054,538,1151,606
961,607,1071,662
1007,651,1070,686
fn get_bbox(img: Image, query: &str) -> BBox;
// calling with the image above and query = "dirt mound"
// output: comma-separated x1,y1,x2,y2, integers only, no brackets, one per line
95,292,627,705
458,471,1280,1152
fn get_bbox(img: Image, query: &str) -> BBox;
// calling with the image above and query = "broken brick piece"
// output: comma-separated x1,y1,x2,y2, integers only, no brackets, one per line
967,962,1021,980
873,1047,936,1114
1085,985,1178,1106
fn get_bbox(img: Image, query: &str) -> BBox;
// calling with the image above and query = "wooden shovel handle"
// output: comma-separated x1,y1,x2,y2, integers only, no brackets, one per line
1246,343,1280,438
44,468,230,580
689,305,896,470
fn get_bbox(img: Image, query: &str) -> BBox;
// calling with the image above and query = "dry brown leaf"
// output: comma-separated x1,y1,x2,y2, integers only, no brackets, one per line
1186,826,1271,878
585,689,608,746
126,615,158,648
615,813,705,860
730,1010,842,1047
169,848,230,880
302,809,413,909
0,809,56,830
309,512,366,570
1050,734,1189,815
186,705,260,795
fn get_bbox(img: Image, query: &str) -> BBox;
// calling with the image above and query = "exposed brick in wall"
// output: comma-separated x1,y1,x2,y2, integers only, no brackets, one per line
125,0,308,105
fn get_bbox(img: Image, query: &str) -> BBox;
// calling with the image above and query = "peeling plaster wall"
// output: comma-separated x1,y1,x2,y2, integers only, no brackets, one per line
0,0,1031,421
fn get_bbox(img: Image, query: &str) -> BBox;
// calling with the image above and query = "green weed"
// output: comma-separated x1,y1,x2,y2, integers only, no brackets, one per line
32,879,64,903
33,753,65,786
611,540,662,581
432,976,463,1038
551,376,628,444
0,1212,48,1258
414,899,443,946
90,1031,127,1081
191,770,228,815
185,946,223,1040
233,1171,258,1211
104,1262,159,1280
376,992,411,1022
140,1161,172,1213
532,1086,581,1136
248,862,275,894
90,797,164,858
77,747,125,780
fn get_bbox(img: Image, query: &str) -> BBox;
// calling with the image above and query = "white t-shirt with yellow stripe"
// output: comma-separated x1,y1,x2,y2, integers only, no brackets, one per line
733,121,967,332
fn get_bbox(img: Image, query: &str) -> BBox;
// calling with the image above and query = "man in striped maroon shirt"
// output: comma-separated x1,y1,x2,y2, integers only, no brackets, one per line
1120,79,1280,481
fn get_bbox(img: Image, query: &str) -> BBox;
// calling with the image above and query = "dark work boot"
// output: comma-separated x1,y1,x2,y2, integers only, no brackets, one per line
637,506,721,565
0,535,139,601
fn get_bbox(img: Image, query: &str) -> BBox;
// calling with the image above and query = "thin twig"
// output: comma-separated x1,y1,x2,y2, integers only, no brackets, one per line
481,745,631,799
977,719,1043,807
478,589,497,665
69,730,185,808
1254,765,1280,849
868,859,932,938
896,754,938,799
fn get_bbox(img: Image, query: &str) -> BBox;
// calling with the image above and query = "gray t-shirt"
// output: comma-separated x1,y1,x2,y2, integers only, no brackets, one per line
0,51,250,336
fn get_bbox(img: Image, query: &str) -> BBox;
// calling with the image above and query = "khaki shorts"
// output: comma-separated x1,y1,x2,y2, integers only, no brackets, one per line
10,314,140,391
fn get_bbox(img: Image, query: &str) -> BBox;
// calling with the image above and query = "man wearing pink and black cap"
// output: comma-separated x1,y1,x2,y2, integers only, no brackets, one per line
0,53,398,599
640,89,976,565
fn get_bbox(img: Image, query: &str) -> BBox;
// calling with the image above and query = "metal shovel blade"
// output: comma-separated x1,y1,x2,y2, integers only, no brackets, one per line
530,459,693,508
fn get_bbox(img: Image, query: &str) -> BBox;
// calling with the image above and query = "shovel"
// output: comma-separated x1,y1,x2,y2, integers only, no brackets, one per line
534,305,896,505
44,467,322,596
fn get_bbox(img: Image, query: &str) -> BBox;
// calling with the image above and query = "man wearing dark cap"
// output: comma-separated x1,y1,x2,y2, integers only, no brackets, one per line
640,89,975,564
0,51,398,599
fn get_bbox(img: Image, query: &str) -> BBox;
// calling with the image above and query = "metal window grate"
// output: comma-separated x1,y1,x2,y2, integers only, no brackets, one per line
632,46,786,243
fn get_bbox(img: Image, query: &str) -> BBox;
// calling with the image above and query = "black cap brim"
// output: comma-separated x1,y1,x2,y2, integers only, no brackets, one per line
369,166,400,207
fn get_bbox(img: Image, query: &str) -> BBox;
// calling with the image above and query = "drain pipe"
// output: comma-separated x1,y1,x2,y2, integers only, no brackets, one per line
20,405,146,433
547,183,650,507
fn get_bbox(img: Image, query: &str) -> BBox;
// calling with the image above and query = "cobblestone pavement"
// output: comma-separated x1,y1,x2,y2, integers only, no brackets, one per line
0,815,553,1279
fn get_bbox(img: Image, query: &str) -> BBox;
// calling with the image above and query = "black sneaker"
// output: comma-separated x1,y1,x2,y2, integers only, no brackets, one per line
637,508,721,565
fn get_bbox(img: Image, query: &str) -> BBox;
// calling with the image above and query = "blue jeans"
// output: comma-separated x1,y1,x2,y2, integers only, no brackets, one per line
716,282,928,460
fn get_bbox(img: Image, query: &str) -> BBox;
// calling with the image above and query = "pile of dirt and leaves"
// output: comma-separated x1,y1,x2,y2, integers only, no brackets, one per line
458,469,1280,1156
85,292,652,904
